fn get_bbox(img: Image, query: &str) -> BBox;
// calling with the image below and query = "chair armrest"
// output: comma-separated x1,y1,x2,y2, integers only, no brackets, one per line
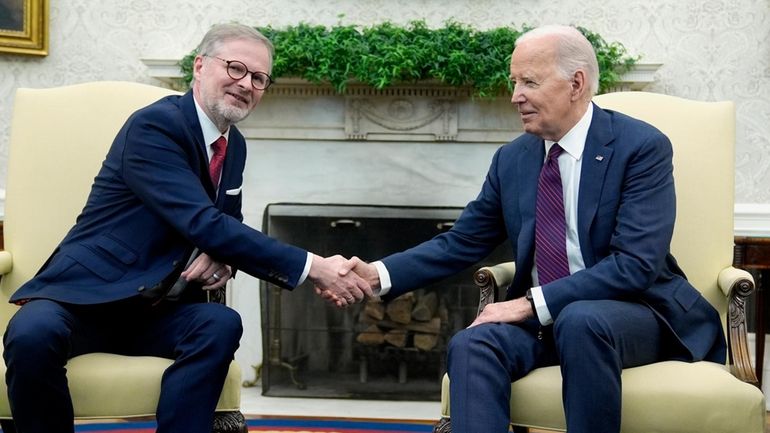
0,251,12,275
473,262,516,316
718,266,758,384
718,266,754,297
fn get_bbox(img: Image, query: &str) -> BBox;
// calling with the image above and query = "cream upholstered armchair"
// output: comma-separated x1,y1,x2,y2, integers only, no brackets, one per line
0,82,245,433
434,92,766,433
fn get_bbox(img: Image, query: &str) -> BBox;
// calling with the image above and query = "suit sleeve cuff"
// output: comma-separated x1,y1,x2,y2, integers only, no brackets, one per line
296,252,313,287
373,261,391,296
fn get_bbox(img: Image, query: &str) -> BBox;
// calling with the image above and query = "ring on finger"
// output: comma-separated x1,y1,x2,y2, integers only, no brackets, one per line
212,272,221,281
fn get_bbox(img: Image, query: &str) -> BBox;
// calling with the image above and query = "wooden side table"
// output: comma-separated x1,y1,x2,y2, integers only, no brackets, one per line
733,236,770,387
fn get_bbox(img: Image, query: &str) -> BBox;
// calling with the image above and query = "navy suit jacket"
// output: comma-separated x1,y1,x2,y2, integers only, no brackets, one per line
11,91,308,305
381,103,726,364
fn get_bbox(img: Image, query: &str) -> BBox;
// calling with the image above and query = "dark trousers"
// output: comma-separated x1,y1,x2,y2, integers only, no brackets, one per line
3,297,242,433
447,300,664,433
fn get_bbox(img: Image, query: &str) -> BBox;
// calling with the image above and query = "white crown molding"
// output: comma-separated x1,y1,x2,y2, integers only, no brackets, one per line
611,63,663,91
140,58,662,93
141,59,187,88
734,203,770,237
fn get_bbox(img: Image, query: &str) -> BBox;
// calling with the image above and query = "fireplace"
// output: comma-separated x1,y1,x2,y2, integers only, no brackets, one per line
259,203,511,400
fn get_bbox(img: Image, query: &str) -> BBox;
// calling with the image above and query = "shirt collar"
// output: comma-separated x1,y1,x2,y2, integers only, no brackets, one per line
193,98,230,146
544,102,594,160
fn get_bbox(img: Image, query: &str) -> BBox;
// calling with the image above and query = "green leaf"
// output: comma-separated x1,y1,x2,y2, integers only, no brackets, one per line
179,21,639,97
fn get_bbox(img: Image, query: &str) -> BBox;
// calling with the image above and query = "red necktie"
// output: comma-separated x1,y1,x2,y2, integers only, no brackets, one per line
535,143,570,285
209,136,227,190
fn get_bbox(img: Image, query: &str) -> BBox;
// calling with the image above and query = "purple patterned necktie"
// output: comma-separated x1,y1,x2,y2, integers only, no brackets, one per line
535,143,570,285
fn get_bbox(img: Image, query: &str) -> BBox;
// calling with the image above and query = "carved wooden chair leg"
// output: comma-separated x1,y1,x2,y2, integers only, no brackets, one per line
433,417,452,433
0,420,17,433
212,411,248,433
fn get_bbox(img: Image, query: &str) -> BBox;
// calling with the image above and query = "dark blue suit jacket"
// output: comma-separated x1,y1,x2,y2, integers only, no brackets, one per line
11,91,308,305
381,103,726,364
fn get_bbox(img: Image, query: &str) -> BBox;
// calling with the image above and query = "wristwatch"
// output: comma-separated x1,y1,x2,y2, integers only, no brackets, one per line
525,289,538,319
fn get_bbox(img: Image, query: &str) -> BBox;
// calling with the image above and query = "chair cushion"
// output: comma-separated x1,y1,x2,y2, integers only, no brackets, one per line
441,361,765,433
0,351,241,419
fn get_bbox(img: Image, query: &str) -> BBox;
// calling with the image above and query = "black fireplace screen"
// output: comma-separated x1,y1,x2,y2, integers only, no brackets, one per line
260,203,511,401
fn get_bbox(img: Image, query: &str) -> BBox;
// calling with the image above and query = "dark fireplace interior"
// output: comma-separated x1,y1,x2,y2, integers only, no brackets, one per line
260,203,512,401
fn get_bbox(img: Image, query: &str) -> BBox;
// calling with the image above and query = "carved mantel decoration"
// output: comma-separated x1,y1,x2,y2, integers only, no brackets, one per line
346,92,458,141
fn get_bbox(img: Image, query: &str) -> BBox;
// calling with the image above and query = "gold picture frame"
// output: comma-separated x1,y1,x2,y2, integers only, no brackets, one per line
0,0,48,56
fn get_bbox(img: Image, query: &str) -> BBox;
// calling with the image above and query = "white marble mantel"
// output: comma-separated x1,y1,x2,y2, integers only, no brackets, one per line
142,59,661,144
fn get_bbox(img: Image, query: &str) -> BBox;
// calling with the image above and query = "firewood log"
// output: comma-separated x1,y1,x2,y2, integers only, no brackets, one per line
375,317,441,334
358,312,377,325
384,328,408,347
414,333,439,351
407,316,440,334
356,324,385,345
364,299,386,320
386,292,415,324
411,291,438,321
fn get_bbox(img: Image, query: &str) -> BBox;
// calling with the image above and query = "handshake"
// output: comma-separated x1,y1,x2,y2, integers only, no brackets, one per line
307,254,380,308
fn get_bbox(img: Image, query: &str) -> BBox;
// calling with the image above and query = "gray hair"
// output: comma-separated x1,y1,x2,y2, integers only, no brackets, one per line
196,23,274,72
516,25,600,97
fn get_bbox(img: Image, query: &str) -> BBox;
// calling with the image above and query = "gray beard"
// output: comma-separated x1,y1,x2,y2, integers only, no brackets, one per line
208,100,249,130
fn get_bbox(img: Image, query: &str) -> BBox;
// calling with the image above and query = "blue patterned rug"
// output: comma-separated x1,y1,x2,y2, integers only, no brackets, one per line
61,417,436,433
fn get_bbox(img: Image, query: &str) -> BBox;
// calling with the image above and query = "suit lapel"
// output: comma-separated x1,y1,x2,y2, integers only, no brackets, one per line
180,92,221,202
518,136,544,273
180,92,208,158
577,103,615,265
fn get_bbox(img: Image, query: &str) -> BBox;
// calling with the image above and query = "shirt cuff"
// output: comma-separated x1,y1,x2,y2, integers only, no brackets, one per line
297,252,313,286
372,260,392,296
531,286,553,326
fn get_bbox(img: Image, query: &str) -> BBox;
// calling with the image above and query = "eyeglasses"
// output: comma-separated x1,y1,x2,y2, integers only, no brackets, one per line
209,56,273,90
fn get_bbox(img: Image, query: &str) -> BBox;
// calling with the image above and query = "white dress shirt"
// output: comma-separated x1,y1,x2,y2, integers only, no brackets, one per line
193,99,229,162
529,104,592,325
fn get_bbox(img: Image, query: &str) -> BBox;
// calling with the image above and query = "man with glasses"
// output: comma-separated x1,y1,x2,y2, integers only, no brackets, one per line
3,23,371,433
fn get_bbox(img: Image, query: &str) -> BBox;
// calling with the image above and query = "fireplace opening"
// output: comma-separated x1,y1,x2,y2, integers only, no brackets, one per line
260,203,512,401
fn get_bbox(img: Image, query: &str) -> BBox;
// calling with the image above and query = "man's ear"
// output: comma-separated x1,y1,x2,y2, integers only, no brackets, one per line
192,55,205,81
570,69,588,101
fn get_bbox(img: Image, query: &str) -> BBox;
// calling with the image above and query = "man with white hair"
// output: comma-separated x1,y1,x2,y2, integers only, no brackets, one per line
339,25,725,433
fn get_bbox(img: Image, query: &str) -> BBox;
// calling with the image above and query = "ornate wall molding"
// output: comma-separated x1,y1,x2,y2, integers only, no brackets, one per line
345,97,458,141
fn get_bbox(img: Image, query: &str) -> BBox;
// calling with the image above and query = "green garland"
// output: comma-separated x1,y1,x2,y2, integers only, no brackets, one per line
179,21,638,96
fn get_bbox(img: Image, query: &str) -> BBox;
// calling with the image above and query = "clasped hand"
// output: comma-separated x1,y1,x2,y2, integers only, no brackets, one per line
180,252,232,291
308,255,380,308
182,253,376,308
